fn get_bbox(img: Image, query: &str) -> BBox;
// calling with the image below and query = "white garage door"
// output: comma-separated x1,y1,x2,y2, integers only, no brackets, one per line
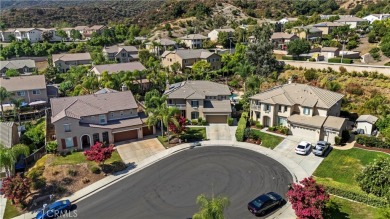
290,125,318,143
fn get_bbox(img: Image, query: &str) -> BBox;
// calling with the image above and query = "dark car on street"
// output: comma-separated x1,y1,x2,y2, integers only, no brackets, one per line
247,192,283,216
36,200,71,219
312,141,330,156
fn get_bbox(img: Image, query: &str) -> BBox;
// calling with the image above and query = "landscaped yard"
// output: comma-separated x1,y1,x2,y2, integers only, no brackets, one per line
325,196,381,219
4,200,21,219
157,127,207,148
250,129,284,149
50,151,122,166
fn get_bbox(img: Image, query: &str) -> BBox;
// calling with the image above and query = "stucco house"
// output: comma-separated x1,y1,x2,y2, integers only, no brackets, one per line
336,16,366,28
0,29,15,42
179,34,208,49
102,45,139,63
91,62,146,78
321,47,340,59
250,83,347,144
14,28,42,43
0,59,36,76
356,115,378,135
0,122,19,148
40,28,63,42
271,32,299,50
291,26,323,40
83,25,107,38
161,49,221,71
313,22,344,35
363,14,390,23
208,28,235,42
52,53,92,73
164,81,232,123
50,91,155,151
145,38,177,56
0,75,48,106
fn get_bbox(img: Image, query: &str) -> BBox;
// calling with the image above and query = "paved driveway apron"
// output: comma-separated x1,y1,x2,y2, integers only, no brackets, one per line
207,124,233,140
273,136,324,175
116,138,165,164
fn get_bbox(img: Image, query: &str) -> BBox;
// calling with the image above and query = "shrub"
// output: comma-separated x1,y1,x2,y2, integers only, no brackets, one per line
90,166,101,174
31,177,46,190
277,126,289,135
282,56,307,61
255,121,263,129
268,126,276,131
52,170,59,176
304,69,318,81
228,79,239,88
345,83,364,95
191,119,198,125
355,135,389,148
67,169,78,176
339,66,347,74
227,118,233,126
341,130,350,142
334,136,341,145
82,177,90,184
235,112,248,142
198,117,203,123
309,58,316,62
357,158,390,198
109,161,127,173
200,120,207,126
55,185,66,194
328,58,353,64
45,141,58,153
27,166,45,180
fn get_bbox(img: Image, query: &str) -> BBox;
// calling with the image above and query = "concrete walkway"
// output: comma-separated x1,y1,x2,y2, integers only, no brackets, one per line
333,141,355,150
13,140,306,219
1,195,6,219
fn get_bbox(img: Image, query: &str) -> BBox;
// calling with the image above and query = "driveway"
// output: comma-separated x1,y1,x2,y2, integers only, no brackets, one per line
116,138,165,164
207,124,236,141
273,136,324,175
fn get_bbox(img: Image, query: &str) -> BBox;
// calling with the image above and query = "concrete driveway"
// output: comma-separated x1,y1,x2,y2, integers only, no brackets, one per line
207,124,236,141
115,138,165,164
273,136,325,175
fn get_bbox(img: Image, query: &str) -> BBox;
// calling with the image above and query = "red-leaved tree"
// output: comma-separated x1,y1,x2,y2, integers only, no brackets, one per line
169,116,187,134
286,176,329,219
83,142,115,165
1,173,31,205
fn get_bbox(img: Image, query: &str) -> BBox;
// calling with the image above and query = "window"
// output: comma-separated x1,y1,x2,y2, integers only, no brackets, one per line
93,133,99,143
120,111,124,117
64,124,71,132
303,107,311,115
278,105,282,112
102,132,109,143
284,106,288,112
278,117,287,126
17,91,25,96
191,100,199,108
191,112,199,119
99,115,107,124
65,137,74,148
263,104,270,112
111,112,114,117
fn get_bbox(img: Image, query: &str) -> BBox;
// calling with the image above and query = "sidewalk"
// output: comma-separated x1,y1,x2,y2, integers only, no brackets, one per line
1,195,6,219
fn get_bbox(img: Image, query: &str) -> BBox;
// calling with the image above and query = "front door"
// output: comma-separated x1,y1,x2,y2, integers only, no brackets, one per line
81,135,91,148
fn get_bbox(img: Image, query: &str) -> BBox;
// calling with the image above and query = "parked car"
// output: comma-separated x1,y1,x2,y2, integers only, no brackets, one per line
36,200,71,219
15,154,26,172
312,141,330,156
295,141,312,155
247,192,283,216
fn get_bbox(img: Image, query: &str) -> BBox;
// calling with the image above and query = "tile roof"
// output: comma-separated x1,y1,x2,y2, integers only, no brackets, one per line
203,100,232,113
94,88,119,94
294,25,323,33
82,116,143,129
155,38,177,46
103,45,138,54
15,28,39,32
250,83,344,109
179,34,208,40
213,28,235,33
92,62,146,75
321,47,340,52
51,91,138,123
74,26,88,30
52,53,91,62
288,115,327,128
356,115,378,124
164,80,230,99
271,32,297,40
323,116,346,130
0,75,46,92
161,49,218,60
0,59,36,71
1,28,15,33
336,16,366,22
88,25,106,30
314,22,344,27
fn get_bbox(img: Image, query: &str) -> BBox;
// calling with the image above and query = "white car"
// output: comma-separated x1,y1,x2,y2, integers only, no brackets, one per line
295,141,312,155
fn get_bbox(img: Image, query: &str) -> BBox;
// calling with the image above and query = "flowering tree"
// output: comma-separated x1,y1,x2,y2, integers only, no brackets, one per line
286,176,329,219
83,142,115,165
1,173,31,205
169,116,187,135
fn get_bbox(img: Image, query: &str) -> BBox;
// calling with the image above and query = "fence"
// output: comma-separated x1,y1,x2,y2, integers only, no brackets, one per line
25,146,46,166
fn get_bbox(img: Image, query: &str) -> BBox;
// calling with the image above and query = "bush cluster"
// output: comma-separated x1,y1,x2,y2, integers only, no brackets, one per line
227,118,234,126
282,56,307,61
255,121,263,129
90,166,101,174
235,112,248,142
325,185,388,207
356,135,389,148
328,58,353,64
345,83,364,95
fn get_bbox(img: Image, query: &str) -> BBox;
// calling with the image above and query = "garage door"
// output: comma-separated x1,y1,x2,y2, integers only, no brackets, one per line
114,130,138,142
206,115,228,124
290,125,318,143
142,126,153,136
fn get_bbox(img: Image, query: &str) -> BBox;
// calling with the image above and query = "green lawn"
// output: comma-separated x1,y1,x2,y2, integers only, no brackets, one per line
50,151,122,166
157,127,207,148
325,196,382,219
250,129,284,149
4,200,21,219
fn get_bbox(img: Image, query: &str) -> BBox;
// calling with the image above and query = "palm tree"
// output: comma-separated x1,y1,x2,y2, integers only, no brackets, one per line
0,87,11,120
11,98,24,125
0,144,30,177
146,103,179,140
193,194,230,219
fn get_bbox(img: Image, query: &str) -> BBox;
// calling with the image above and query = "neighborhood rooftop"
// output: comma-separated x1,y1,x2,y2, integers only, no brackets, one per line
164,80,231,99
356,115,378,124
161,49,216,60
179,34,208,40
250,83,344,108
336,16,366,22
0,59,35,70
52,53,91,62
103,45,138,53
92,62,146,75
51,91,137,123
0,75,46,92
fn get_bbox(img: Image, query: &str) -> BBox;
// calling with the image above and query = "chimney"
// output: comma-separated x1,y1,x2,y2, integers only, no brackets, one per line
121,84,128,91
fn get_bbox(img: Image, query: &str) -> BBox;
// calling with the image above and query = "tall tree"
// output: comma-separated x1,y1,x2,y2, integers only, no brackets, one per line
41,31,54,42
357,158,390,198
246,24,280,77
56,29,68,42
0,87,11,119
287,39,311,57
192,194,230,219
70,29,82,41
5,69,20,77
0,144,30,177
146,104,179,139
11,98,24,125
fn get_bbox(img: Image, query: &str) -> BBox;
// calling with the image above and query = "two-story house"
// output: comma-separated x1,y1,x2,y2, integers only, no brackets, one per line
335,16,366,28
102,45,139,63
0,75,48,106
271,32,299,50
208,28,235,42
0,59,36,76
52,53,92,73
50,91,155,151
0,29,15,42
145,38,177,56
40,28,63,42
91,62,146,78
83,25,107,38
161,49,221,71
179,34,208,49
363,14,390,24
14,28,42,43
291,26,323,40
164,81,232,123
250,83,347,144
313,22,344,35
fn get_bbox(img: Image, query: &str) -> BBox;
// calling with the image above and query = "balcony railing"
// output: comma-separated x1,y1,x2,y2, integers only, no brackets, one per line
168,104,186,109
250,105,261,111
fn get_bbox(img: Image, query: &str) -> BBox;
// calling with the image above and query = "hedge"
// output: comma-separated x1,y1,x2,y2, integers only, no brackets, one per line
356,135,389,149
282,56,307,61
235,112,248,142
325,185,388,207
328,58,353,64
227,118,233,126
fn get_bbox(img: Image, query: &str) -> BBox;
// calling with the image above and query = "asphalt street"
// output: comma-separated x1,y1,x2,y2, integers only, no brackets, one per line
73,146,293,219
